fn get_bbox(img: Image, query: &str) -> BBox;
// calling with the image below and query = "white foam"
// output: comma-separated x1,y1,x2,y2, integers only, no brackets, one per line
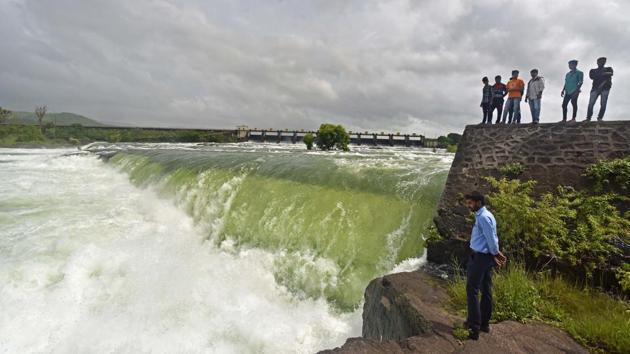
0,149,360,353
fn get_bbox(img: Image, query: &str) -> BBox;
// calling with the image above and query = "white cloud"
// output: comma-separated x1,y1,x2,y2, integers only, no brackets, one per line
0,0,629,137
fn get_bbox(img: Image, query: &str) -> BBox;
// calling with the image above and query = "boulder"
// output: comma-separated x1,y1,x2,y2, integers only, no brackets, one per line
318,270,588,354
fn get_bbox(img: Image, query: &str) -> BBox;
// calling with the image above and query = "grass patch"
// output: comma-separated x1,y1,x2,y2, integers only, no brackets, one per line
447,264,630,353
452,322,469,340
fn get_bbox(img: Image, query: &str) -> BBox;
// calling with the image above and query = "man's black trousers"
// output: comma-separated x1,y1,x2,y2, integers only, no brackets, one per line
466,252,494,332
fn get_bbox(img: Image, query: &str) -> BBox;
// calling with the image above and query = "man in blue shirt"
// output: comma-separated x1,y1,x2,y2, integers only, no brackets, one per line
561,60,584,122
464,192,506,340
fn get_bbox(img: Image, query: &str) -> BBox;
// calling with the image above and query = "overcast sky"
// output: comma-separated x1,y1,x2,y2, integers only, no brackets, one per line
1,0,629,136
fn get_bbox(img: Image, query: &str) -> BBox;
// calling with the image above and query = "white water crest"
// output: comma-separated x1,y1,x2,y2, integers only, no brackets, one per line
0,144,453,353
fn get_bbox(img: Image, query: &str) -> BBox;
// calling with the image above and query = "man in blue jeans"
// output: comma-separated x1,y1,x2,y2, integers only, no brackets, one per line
525,69,545,123
464,192,507,340
586,57,613,121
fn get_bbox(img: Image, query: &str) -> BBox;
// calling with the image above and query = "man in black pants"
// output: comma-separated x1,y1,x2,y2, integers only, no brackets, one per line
480,77,493,124
561,60,583,122
464,192,507,340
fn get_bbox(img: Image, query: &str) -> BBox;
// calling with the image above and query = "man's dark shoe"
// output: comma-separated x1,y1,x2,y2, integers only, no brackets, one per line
480,325,490,333
468,330,479,340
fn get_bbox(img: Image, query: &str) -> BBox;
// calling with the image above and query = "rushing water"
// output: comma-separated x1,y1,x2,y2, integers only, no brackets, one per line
0,143,452,353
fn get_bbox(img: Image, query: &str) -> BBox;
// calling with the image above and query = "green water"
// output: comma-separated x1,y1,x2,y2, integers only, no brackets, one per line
102,143,452,310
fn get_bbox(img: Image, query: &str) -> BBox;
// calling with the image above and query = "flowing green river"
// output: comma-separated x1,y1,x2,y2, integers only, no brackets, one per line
0,143,452,353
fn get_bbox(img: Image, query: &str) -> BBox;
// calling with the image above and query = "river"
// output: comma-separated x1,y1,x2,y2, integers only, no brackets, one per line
0,143,452,353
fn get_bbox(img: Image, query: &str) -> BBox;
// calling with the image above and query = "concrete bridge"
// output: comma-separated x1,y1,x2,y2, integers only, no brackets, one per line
239,128,433,147
49,124,435,147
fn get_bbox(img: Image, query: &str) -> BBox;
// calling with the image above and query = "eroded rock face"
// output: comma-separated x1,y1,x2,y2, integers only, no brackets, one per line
361,271,438,340
318,270,588,354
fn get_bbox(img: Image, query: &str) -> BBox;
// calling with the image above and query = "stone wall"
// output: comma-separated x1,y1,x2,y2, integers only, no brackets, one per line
429,121,630,264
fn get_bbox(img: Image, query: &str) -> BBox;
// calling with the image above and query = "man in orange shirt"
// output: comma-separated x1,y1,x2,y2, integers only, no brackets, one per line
501,70,525,124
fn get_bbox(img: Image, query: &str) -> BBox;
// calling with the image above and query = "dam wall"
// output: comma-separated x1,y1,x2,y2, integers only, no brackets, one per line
429,121,630,264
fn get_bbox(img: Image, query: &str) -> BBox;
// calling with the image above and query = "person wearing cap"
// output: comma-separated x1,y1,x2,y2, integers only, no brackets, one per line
490,75,507,124
502,70,525,124
561,60,583,122
480,77,493,124
525,69,545,123
586,57,613,121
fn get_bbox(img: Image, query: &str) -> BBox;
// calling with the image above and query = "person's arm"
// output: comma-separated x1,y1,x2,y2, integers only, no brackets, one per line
561,74,567,96
577,71,584,90
479,215,506,266
520,81,525,98
525,82,529,102
589,69,596,80
538,79,545,99
479,215,499,256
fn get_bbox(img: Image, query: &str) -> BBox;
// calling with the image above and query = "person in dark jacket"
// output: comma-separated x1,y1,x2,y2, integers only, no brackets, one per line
586,57,613,121
480,77,493,124
490,76,507,124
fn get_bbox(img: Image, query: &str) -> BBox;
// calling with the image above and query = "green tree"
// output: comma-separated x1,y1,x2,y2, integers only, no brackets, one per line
303,132,314,150
447,133,462,145
0,107,11,124
436,135,450,148
35,106,47,131
315,123,350,151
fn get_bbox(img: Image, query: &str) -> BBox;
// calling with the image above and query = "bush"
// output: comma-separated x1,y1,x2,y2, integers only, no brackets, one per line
499,162,524,179
484,177,629,283
315,123,350,151
303,133,314,150
584,158,630,192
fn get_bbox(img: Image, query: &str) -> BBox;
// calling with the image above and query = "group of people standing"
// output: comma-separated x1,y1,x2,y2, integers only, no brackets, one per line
480,57,614,124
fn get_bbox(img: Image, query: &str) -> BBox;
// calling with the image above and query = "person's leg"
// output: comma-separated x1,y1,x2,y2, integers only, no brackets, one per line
502,100,510,123
495,102,503,124
571,93,579,120
586,90,599,121
528,99,535,123
562,95,569,121
598,90,610,120
480,255,494,330
513,98,521,124
534,99,541,122
466,253,484,334
488,104,494,123
483,102,492,124
508,99,515,124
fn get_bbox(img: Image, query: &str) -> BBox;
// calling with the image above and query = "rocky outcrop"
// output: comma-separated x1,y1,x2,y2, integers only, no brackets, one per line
361,270,450,341
318,270,587,354
430,121,630,265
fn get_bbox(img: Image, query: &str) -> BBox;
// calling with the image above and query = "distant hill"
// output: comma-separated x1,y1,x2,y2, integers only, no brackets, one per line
10,111,105,126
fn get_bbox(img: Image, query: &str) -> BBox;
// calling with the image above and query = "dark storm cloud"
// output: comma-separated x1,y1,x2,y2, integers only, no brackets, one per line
0,0,628,136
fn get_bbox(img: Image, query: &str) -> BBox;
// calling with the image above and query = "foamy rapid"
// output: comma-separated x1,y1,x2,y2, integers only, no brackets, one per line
0,144,452,353
0,149,360,353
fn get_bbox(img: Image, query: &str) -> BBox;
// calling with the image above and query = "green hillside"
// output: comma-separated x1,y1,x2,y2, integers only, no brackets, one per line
10,111,105,126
